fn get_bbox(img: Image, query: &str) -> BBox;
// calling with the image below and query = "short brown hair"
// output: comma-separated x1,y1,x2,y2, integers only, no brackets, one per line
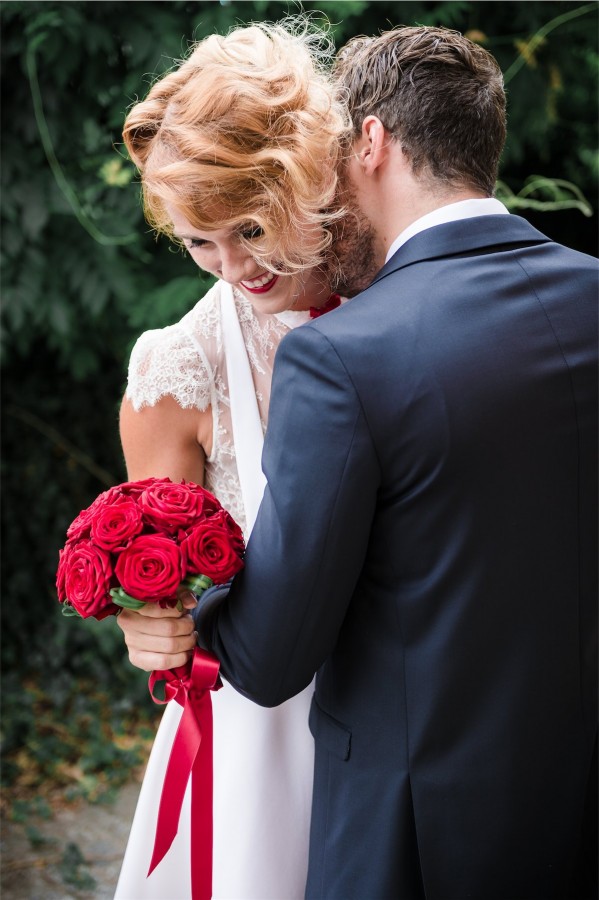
334,27,506,196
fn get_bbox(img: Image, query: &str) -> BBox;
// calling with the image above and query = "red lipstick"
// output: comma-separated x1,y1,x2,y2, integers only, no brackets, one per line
240,274,279,294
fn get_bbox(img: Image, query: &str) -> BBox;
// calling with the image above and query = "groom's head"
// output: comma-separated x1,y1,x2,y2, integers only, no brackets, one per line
334,26,506,198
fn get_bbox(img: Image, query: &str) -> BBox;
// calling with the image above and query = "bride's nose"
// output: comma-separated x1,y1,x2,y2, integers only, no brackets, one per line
218,245,258,284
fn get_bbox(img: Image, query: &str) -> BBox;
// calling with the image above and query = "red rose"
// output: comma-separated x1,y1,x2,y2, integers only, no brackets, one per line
66,507,94,542
200,489,223,518
56,540,117,620
115,533,185,602
182,517,245,584
90,496,144,552
139,480,208,534
210,509,245,553
117,477,164,499
66,487,123,541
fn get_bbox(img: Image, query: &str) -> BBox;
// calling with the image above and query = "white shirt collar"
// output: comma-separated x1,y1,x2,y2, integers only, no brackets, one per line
385,198,510,263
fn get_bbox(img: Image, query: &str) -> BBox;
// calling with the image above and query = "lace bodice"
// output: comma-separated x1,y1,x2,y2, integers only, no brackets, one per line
126,280,311,535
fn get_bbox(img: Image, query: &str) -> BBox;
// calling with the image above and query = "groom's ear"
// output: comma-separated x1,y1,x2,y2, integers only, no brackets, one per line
353,116,389,176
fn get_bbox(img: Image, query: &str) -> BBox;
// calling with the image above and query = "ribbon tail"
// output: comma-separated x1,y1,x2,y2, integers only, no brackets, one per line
191,692,214,900
148,697,203,878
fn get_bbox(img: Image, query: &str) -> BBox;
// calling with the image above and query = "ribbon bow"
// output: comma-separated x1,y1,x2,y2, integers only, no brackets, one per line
148,648,222,899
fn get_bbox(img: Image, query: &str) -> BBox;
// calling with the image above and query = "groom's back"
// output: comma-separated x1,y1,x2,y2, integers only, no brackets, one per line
308,214,597,899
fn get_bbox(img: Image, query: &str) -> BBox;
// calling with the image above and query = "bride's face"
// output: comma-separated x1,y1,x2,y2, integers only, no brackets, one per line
168,207,331,315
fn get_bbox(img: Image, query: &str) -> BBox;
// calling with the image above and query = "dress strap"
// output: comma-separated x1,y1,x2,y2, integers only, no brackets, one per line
220,283,266,534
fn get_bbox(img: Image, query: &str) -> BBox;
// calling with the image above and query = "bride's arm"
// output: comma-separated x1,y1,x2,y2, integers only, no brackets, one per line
119,393,210,484
117,394,210,669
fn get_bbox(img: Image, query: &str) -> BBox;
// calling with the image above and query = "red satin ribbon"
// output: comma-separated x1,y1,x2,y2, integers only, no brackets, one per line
148,648,222,899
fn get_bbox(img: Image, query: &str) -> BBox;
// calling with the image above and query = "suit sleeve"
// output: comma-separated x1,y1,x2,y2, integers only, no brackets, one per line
195,323,380,706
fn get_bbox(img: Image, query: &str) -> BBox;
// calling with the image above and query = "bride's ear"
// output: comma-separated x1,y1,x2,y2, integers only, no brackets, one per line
353,116,389,176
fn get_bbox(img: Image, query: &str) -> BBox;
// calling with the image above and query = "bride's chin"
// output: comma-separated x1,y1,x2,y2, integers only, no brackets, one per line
242,292,293,316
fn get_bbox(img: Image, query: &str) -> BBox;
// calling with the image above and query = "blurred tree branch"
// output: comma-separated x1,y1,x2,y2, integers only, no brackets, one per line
6,405,117,487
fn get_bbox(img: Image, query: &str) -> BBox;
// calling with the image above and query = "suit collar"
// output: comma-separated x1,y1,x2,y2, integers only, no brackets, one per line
385,198,509,263
373,215,552,285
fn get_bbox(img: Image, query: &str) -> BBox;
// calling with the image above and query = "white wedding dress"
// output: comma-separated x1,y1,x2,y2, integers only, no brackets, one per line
115,281,315,900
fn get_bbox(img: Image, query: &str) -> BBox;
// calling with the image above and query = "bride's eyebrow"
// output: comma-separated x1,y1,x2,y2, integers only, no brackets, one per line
174,232,206,241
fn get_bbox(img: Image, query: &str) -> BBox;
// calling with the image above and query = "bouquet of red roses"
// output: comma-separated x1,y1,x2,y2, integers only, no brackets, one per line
56,477,245,899
56,477,245,618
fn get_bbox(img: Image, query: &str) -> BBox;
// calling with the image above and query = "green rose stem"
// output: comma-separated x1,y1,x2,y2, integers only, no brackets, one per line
182,574,214,596
110,587,147,610
62,575,215,618
107,574,214,614
61,602,82,617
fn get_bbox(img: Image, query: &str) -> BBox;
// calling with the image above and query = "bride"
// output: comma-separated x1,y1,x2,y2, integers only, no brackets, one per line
115,20,377,900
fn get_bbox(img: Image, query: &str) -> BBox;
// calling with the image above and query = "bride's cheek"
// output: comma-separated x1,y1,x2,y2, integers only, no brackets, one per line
191,250,217,276
191,255,208,273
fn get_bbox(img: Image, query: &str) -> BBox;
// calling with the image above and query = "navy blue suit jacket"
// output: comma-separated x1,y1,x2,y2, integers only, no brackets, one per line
196,215,598,899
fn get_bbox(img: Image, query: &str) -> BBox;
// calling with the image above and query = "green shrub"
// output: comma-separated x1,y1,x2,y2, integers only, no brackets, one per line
2,0,596,807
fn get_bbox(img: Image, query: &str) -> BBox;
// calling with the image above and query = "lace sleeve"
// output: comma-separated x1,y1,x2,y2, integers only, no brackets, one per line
126,322,214,412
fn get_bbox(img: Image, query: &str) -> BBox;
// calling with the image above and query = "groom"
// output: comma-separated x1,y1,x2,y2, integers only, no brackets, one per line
120,27,598,899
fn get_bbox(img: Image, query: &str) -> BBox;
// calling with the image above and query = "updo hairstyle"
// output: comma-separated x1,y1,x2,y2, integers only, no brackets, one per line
123,20,348,274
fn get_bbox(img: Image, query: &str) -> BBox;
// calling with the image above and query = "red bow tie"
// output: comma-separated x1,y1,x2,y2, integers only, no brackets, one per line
310,293,342,319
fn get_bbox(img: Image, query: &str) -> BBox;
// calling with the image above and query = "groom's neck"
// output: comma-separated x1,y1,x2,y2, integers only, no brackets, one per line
375,145,487,257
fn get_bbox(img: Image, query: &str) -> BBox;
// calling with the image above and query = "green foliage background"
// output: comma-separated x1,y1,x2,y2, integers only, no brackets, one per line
1,0,598,806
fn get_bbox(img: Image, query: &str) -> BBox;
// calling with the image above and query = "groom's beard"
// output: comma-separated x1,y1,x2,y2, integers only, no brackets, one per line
323,179,383,298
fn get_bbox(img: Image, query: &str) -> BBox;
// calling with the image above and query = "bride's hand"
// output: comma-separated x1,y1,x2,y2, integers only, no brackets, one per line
117,590,198,671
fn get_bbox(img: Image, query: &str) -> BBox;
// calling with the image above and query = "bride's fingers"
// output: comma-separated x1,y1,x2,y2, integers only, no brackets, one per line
134,601,190,618
125,630,197,656
117,608,196,640
126,647,195,672
177,588,199,610
118,609,197,671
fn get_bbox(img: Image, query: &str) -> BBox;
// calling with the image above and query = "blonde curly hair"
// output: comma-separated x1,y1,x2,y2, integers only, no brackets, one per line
123,20,348,274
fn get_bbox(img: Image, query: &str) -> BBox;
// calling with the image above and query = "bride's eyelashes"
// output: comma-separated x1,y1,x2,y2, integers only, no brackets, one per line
239,225,265,240
182,228,263,250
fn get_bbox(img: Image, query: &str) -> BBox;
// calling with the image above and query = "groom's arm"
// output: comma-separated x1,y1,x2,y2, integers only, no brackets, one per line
195,322,380,707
